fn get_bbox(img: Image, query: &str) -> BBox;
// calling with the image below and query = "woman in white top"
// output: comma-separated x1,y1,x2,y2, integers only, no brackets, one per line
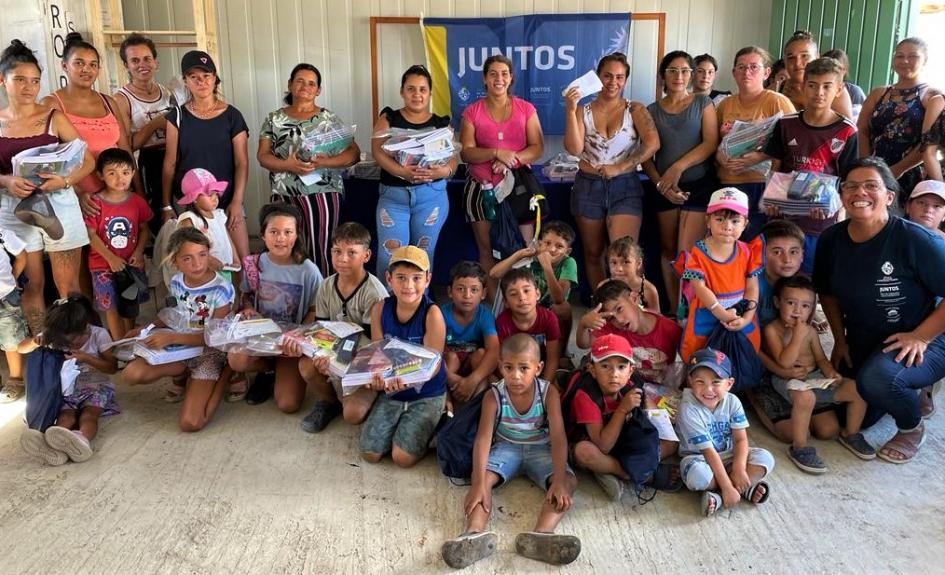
563,52,660,289
113,33,173,236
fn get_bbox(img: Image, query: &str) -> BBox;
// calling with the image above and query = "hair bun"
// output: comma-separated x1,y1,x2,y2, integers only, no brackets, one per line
64,32,84,46
10,39,25,49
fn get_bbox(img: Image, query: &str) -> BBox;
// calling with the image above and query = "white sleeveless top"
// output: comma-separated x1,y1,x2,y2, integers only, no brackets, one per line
580,101,638,166
116,84,172,148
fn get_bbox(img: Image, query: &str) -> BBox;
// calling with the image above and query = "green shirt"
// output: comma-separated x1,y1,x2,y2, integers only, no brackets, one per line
530,256,578,306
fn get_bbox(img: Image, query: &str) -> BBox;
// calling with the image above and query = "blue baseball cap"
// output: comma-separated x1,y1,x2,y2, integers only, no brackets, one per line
688,348,732,379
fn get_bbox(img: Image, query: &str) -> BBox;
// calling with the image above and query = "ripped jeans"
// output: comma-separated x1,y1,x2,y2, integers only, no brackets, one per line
375,180,449,277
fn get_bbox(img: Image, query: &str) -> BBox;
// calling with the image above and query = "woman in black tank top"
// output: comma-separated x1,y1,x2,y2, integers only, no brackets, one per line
370,65,457,280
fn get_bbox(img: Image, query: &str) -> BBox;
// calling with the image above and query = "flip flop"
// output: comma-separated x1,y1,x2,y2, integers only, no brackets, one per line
877,426,926,464
702,490,722,517
744,481,770,505
514,532,581,565
441,531,498,569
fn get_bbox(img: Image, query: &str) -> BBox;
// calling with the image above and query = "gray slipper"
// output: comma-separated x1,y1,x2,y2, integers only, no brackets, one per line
441,531,497,569
514,532,581,565
702,490,722,517
44,426,93,463
788,445,827,474
20,428,68,466
837,432,876,460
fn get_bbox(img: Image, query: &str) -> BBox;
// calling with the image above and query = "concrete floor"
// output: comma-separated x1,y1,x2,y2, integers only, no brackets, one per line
2,298,944,574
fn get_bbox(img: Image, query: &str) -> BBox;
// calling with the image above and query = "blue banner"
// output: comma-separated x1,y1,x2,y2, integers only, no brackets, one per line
423,13,631,135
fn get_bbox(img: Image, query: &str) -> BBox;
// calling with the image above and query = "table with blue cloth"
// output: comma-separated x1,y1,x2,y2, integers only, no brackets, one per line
341,166,665,308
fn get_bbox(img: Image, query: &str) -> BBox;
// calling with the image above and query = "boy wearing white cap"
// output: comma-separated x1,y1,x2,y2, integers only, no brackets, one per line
674,187,763,362
906,180,945,239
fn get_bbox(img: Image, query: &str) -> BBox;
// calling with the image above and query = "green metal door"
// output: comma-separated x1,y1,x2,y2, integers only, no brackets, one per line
769,0,916,91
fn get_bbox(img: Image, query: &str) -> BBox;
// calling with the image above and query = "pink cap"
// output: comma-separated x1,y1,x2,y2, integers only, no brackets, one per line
179,168,228,205
910,180,945,202
590,334,635,364
707,187,750,216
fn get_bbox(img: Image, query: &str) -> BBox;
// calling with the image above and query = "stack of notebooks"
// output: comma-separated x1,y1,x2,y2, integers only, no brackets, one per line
340,337,440,396
541,152,580,182
380,127,456,168
204,316,284,355
13,139,87,186
760,170,841,216
281,321,363,377
133,328,203,365
719,113,782,159
298,125,356,160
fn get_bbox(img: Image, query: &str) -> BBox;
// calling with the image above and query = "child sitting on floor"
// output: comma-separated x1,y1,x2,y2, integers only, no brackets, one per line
677,348,774,517
489,220,578,347
763,275,874,473
441,334,579,569
604,235,660,313
19,294,118,465
441,261,499,409
494,267,561,382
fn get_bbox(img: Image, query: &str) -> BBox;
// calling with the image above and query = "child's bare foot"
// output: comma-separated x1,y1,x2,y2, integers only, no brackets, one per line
441,531,498,568
744,481,770,505
514,532,581,565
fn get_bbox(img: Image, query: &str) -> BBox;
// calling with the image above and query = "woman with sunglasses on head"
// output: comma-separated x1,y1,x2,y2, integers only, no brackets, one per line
371,64,455,278
643,50,719,315
859,37,944,202
715,46,796,240
779,30,853,118
813,156,945,464
258,63,360,276
563,52,660,290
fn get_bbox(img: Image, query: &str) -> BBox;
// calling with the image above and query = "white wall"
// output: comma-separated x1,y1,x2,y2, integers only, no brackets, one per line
118,0,773,233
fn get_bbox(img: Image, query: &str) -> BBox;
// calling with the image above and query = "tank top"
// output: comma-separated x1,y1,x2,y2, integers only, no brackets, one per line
492,378,549,444
868,84,928,198
647,94,711,182
580,101,638,166
379,295,447,400
0,111,58,176
379,107,451,187
52,91,121,193
116,84,172,148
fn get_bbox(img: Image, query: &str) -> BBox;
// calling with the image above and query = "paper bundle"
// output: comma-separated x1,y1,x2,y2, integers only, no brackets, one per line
281,320,363,376
204,315,286,356
719,113,782,160
378,127,457,168
133,328,203,365
760,170,841,217
340,337,441,396
12,139,87,186
541,152,580,182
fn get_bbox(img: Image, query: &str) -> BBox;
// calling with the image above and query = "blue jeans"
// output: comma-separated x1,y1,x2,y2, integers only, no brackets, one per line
855,334,945,430
376,180,449,277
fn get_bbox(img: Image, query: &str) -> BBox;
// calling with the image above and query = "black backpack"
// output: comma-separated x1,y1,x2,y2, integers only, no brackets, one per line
25,347,65,432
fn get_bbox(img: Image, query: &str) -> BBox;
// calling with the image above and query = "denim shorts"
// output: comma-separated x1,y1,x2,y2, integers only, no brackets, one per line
570,171,643,219
485,440,574,488
359,392,446,457
771,369,839,408
0,296,27,351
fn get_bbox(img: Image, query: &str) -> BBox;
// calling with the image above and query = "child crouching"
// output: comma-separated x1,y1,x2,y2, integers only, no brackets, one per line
441,334,580,569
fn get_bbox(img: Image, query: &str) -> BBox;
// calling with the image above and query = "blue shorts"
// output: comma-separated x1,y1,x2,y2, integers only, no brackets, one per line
485,440,574,489
571,171,643,219
359,392,445,457
0,296,27,351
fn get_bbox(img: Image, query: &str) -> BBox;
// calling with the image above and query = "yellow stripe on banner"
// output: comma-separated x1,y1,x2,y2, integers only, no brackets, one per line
422,24,450,118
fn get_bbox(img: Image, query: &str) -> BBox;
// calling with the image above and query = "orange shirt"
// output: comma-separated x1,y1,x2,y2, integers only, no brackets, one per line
716,90,796,184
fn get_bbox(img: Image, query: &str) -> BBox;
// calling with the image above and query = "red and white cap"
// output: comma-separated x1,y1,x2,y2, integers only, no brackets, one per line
910,180,945,202
178,168,228,205
707,187,750,216
590,334,635,364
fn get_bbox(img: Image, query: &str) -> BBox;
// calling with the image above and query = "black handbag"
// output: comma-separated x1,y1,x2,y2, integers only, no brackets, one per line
506,166,550,224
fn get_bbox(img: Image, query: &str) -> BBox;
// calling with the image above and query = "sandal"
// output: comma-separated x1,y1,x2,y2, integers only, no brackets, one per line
744,481,770,505
0,378,25,403
647,462,684,493
163,377,186,403
441,531,498,569
877,424,926,464
227,374,248,403
514,531,581,565
702,490,722,517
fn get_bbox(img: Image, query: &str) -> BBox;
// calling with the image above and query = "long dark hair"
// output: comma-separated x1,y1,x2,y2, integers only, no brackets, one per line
483,54,514,88
259,202,308,263
63,32,99,62
597,52,630,76
44,293,100,350
284,63,321,105
0,39,41,76
658,50,693,93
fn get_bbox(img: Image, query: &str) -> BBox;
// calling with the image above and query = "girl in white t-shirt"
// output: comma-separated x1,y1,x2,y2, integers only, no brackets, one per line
176,168,240,278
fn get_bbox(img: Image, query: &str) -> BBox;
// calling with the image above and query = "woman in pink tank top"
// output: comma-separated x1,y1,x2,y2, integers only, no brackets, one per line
41,33,138,211
0,39,96,338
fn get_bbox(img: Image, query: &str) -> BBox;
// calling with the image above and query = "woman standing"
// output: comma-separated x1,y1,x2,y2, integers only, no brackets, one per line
814,157,945,463
460,55,544,294
257,64,360,275
371,65,455,277
562,52,660,289
42,33,137,202
715,46,796,240
114,33,173,235
779,30,853,118
163,50,250,261
859,37,944,200
692,54,731,102
644,51,719,314
0,40,95,334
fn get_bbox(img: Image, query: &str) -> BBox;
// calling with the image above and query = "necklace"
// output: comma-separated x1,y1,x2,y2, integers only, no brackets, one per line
188,99,220,119
488,97,511,140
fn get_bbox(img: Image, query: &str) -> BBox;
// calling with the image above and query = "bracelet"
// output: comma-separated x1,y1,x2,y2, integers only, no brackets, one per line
162,205,174,212
709,301,720,310
63,176,71,188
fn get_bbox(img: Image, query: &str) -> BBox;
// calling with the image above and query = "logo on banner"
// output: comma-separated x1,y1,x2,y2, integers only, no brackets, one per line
457,46,576,78
458,86,470,102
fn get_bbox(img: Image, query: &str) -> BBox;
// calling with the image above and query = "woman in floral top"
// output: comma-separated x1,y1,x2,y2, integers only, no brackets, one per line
257,63,360,275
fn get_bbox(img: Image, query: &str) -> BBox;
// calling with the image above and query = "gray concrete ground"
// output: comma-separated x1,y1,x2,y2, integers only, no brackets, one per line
1,301,944,574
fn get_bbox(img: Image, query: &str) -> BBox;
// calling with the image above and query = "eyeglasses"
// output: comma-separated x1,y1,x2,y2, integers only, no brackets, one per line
840,180,884,192
735,64,765,73
666,67,693,76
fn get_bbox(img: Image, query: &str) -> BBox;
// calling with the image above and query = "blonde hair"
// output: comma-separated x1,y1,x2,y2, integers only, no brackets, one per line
161,227,211,269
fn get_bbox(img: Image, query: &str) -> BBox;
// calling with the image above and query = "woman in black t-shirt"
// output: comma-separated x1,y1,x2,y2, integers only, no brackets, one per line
370,65,456,277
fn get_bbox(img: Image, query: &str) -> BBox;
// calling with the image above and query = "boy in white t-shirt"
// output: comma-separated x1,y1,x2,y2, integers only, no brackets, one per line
0,229,27,402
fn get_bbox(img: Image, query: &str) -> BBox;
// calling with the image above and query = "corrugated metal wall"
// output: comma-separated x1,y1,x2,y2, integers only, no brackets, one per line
768,0,917,91
122,0,774,234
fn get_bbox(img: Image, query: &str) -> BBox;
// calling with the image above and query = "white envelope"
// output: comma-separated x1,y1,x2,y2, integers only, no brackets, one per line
562,70,604,99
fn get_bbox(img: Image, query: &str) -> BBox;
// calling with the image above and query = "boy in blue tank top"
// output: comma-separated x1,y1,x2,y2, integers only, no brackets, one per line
359,246,447,468
441,334,580,569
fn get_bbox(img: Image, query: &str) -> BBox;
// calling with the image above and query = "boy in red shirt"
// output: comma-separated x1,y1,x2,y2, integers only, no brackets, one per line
494,267,560,382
